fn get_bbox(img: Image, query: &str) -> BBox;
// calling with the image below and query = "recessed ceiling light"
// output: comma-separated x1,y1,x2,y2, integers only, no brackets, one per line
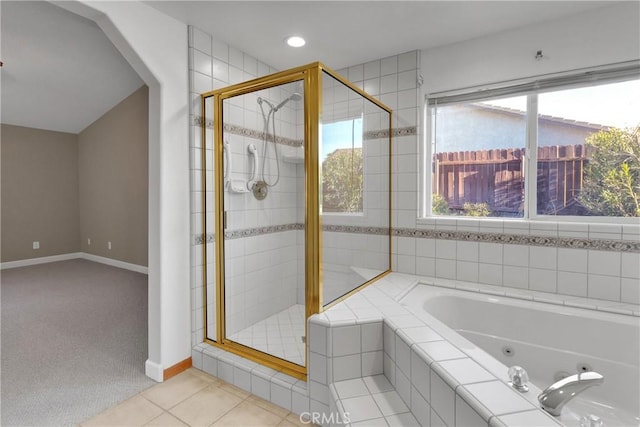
286,36,305,48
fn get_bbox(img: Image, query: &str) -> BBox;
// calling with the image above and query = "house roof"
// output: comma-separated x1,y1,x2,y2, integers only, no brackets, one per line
471,102,609,131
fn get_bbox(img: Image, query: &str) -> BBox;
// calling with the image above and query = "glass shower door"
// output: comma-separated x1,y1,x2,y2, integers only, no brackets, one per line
201,62,391,378
221,81,306,366
319,71,391,307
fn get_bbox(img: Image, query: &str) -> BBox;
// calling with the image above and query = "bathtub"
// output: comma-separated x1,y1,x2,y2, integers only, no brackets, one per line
399,283,640,427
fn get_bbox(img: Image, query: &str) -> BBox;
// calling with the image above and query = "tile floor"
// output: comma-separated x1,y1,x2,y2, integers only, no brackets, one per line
82,368,313,426
228,304,306,366
332,375,420,426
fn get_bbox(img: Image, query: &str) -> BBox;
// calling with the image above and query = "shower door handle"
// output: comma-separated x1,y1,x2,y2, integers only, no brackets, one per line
223,141,231,186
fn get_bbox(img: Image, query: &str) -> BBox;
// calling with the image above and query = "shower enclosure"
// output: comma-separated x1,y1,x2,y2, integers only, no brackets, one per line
200,62,391,378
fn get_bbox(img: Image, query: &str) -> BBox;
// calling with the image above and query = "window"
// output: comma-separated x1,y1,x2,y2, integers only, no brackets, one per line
427,68,640,219
537,83,639,217
320,118,364,214
431,96,528,218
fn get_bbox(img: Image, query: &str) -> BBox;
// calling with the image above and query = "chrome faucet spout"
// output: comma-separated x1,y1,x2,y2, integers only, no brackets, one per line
538,371,604,416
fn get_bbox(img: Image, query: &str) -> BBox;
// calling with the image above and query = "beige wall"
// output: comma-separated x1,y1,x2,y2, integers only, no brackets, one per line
1,125,80,262
78,86,149,266
1,86,148,266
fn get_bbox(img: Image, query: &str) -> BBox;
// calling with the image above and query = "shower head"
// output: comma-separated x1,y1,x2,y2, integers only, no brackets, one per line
275,93,302,111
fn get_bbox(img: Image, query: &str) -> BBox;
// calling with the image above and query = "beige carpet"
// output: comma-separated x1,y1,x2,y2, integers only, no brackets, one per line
1,259,155,426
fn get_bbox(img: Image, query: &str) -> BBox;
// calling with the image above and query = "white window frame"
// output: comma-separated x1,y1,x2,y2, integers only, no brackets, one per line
420,61,640,224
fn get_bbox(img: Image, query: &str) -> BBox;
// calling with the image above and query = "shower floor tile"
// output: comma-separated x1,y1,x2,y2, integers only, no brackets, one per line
228,304,306,366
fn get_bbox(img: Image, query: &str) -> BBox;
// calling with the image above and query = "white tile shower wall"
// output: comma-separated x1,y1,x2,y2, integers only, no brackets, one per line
223,137,300,230
225,230,299,335
403,222,640,304
188,25,306,345
377,46,640,304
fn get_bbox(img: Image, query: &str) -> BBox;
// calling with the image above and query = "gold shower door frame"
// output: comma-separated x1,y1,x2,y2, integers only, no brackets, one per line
200,62,393,379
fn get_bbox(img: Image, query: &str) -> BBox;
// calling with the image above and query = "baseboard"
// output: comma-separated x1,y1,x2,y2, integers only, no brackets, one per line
81,253,148,274
145,360,164,382
163,357,192,381
0,252,148,274
0,253,83,270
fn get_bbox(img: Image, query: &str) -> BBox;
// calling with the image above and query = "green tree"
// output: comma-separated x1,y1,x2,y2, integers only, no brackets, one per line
579,126,640,217
322,148,363,213
463,202,492,217
432,193,450,215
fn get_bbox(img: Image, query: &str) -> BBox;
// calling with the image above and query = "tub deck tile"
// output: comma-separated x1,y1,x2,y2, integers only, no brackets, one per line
416,340,466,362
496,409,562,426
463,381,535,416
436,358,495,385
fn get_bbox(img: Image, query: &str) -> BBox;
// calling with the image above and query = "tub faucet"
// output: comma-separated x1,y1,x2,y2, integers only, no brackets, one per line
538,371,604,416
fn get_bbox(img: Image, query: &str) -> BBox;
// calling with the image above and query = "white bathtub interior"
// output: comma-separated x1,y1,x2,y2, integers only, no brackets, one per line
400,283,640,427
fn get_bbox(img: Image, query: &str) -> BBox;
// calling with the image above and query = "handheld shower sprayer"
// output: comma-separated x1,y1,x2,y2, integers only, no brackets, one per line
274,93,302,111
252,91,302,198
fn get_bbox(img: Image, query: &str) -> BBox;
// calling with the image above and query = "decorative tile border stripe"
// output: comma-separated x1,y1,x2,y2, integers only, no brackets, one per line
225,223,304,239
223,123,302,147
322,224,390,235
194,223,392,244
393,227,640,253
193,116,302,147
193,115,213,129
194,115,415,145
196,224,637,252
363,126,417,140
193,233,215,245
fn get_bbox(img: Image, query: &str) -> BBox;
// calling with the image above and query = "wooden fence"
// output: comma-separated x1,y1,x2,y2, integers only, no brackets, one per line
433,144,590,216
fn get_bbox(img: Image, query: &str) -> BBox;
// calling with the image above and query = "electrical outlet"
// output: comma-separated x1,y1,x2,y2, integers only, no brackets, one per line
88,238,91,245
33,241,40,249
108,241,112,250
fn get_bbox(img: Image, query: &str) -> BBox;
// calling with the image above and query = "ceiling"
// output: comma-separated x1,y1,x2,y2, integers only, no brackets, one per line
1,1,614,134
0,1,143,134
146,1,612,71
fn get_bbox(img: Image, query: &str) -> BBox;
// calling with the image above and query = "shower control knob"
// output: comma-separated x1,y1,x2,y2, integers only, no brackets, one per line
252,180,268,200
508,366,529,393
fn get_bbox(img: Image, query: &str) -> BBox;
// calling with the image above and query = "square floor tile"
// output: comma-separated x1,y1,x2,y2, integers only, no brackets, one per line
142,371,210,409
372,391,410,416
334,378,370,399
169,385,242,426
143,412,188,426
385,412,420,426
83,395,163,426
246,395,290,418
363,375,395,394
341,395,383,423
351,417,389,426
211,400,283,426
